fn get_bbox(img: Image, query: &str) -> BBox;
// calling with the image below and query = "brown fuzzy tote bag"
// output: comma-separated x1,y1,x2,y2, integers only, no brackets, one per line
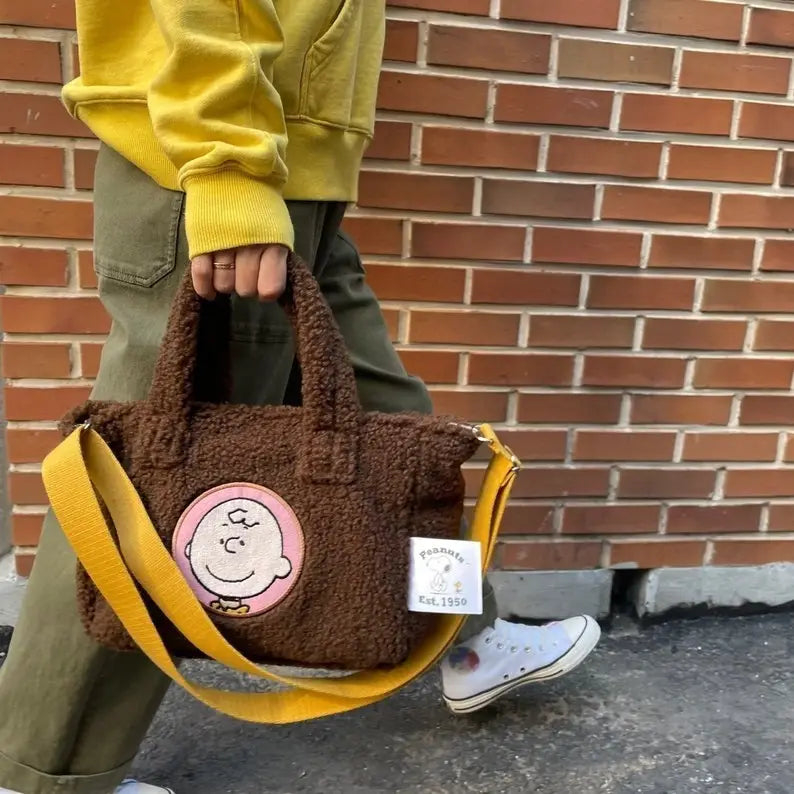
43,256,519,723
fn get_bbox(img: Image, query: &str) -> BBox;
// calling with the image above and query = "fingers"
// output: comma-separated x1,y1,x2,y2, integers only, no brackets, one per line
192,245,289,301
234,245,262,299
211,249,236,295
191,254,215,300
257,245,288,301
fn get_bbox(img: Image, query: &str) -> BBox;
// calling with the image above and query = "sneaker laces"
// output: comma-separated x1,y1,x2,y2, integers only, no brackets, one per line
491,619,558,654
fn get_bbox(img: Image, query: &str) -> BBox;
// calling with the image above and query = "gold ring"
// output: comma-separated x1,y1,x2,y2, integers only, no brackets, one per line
212,261,235,270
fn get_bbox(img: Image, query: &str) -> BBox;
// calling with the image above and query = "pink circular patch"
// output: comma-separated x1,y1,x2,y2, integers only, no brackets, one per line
172,483,304,618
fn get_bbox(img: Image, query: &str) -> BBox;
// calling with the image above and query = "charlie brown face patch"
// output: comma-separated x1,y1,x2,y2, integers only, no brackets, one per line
172,483,304,617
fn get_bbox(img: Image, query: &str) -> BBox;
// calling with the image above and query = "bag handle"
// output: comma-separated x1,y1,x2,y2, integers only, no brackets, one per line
145,257,360,482
42,424,518,724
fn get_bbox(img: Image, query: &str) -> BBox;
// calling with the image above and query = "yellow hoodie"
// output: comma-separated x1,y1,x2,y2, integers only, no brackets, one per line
63,0,386,258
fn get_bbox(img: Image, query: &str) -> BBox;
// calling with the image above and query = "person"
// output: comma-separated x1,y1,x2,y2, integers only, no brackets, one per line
0,1,600,792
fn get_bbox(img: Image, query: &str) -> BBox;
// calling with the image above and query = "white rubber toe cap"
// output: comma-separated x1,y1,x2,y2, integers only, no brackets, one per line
559,615,601,646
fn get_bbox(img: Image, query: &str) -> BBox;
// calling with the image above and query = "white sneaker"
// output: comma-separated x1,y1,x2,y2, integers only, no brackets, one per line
441,616,601,714
116,781,174,794
0,780,173,794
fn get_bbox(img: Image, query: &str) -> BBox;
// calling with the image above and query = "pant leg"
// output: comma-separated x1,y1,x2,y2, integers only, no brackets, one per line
0,145,188,794
310,229,498,643
455,570,498,643
0,148,342,794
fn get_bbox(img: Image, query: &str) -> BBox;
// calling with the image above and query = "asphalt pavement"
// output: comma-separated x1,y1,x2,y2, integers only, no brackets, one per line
2,614,793,793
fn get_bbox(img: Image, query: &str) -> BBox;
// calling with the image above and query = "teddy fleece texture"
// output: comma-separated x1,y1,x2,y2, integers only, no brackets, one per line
62,257,479,670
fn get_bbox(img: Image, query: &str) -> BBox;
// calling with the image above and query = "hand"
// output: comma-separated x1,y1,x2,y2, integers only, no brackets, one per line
190,244,288,301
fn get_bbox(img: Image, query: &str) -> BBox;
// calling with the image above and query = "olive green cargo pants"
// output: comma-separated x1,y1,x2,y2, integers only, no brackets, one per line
0,146,497,794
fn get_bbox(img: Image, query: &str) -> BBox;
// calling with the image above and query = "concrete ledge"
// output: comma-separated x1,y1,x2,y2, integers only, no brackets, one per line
0,553,24,627
0,566,616,627
634,563,794,618
4,562,793,628
490,569,614,620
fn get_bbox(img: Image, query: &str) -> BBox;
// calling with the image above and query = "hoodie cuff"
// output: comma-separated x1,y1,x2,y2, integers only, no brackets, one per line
182,169,294,259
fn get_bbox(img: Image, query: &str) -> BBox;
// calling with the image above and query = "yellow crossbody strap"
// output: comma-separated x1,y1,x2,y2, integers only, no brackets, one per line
42,424,518,724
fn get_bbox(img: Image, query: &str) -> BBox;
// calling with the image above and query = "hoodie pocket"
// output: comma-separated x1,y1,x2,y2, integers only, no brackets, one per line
300,0,385,135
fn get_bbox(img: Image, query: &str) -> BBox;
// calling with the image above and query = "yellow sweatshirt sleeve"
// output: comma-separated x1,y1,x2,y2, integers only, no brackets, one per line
147,0,294,258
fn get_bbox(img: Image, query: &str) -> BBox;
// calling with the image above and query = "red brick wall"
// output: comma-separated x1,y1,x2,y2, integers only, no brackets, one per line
4,0,794,576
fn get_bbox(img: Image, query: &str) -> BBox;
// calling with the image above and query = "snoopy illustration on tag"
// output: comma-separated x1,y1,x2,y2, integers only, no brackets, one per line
427,554,452,594
172,484,304,617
